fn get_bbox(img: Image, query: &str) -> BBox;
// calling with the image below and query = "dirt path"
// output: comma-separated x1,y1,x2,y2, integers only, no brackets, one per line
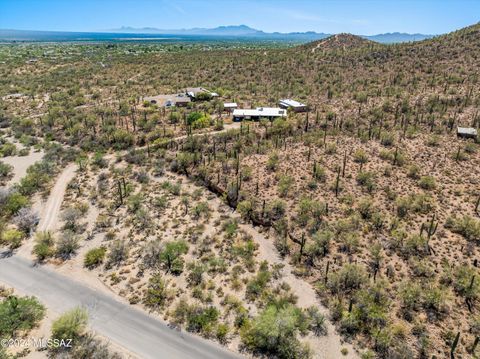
36,164,77,232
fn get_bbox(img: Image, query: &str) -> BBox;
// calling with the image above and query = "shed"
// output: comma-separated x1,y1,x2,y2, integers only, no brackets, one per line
457,127,478,139
279,99,309,112
224,102,238,112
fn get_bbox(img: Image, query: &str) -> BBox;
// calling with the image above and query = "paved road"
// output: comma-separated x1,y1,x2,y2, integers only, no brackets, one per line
0,255,242,359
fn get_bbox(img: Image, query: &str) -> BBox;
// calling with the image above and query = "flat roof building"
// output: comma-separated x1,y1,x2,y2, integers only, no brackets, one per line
279,99,309,112
143,94,191,107
223,102,238,112
232,107,287,121
457,127,478,139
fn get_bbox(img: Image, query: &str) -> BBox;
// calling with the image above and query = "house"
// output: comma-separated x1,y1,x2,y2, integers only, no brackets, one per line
223,102,238,112
457,127,478,139
143,94,191,107
185,87,219,100
279,99,309,113
232,107,287,121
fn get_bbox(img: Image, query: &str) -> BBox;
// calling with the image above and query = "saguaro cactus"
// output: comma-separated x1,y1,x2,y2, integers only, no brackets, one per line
450,331,460,359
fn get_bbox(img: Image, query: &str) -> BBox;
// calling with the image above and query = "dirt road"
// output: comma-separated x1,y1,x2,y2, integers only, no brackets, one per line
36,164,77,232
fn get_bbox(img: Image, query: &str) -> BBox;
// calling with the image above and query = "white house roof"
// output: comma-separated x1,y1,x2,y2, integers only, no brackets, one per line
256,107,287,117
279,99,306,108
233,109,261,117
224,102,238,108
457,127,478,136
233,107,287,118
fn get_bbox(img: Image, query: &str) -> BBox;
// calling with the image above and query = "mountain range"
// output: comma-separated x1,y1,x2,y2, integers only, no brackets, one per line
109,24,435,43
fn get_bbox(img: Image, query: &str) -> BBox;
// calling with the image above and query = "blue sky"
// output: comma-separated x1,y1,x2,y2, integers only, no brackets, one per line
1,0,479,35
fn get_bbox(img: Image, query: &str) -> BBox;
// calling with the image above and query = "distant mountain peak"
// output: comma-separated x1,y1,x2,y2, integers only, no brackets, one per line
305,33,372,52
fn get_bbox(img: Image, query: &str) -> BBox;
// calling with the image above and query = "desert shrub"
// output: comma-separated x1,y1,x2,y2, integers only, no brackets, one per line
327,264,367,295
380,132,395,147
0,229,24,249
237,199,254,220
107,239,129,267
423,283,449,313
51,307,88,343
61,206,83,232
0,143,16,157
464,142,477,154
127,193,143,213
418,176,436,190
0,161,13,182
32,231,55,261
240,303,311,359
305,306,327,336
407,164,421,179
267,199,286,221
216,323,229,344
296,197,327,231
187,262,206,286
453,265,480,302
403,234,429,257
426,135,440,147
13,207,39,234
278,175,294,197
356,171,376,192
304,230,333,261
353,149,369,164
84,247,106,269
186,305,220,335
395,193,434,218
350,281,390,332
339,232,360,254
398,280,422,313
56,230,80,260
445,216,480,242
192,201,210,219
241,166,253,182
246,261,272,301
1,191,28,217
266,152,279,171
357,198,376,220
222,219,238,238
91,151,108,168
143,273,169,311
325,143,337,154
153,195,169,211
313,164,326,182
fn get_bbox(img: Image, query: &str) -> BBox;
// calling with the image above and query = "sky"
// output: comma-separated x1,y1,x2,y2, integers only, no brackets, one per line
0,0,479,35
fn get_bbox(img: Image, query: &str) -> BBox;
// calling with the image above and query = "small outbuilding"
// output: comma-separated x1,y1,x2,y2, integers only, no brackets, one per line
279,99,309,113
457,127,478,139
223,102,238,112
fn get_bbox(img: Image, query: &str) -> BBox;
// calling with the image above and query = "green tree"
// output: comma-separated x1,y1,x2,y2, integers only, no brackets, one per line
159,240,189,274
241,303,311,359
0,295,45,337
